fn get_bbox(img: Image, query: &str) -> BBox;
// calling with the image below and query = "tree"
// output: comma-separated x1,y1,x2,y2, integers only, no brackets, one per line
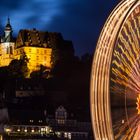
8,52,29,78
30,64,49,79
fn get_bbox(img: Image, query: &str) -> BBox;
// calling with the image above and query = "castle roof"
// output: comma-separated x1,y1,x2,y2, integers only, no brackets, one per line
16,29,49,48
1,17,13,43
15,29,74,56
5,17,12,31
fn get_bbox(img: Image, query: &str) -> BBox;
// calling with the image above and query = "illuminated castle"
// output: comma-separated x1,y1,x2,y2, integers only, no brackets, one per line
0,18,74,74
15,29,52,72
0,18,15,67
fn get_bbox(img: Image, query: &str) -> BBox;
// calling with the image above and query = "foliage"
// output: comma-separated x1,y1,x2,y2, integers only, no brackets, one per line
30,64,49,79
8,52,29,78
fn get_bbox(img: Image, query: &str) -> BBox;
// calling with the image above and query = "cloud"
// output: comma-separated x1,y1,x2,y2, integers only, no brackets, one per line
0,0,119,56
0,0,21,10
45,0,119,55
3,0,65,34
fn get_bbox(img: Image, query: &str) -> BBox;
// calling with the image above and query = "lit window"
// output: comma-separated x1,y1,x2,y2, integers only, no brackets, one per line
36,56,39,60
41,127,45,132
10,46,13,54
44,50,47,54
64,132,68,138
6,46,8,54
5,128,11,133
30,120,34,123
44,56,46,61
68,133,71,139
37,49,39,53
39,120,43,123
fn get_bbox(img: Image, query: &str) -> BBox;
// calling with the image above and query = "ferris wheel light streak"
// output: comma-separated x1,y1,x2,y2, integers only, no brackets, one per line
90,0,140,139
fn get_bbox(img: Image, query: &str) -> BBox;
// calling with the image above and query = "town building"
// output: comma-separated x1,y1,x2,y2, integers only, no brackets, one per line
1,105,92,140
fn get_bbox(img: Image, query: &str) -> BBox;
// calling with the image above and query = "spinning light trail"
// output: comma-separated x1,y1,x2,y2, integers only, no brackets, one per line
90,0,140,139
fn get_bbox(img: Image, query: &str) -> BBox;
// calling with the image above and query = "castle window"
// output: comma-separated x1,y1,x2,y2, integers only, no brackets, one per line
29,49,31,52
10,46,13,54
37,49,39,53
6,47,8,54
36,56,39,60
44,56,46,61
44,50,47,54
20,49,23,53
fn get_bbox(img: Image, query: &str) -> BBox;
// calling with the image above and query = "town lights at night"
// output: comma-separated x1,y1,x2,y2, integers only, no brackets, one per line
4,128,11,133
4,125,53,136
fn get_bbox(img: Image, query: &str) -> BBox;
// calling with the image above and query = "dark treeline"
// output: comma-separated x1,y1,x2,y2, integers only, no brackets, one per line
0,52,93,121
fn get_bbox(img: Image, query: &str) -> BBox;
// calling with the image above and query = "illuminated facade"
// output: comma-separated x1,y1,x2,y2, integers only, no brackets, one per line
55,106,67,124
0,19,74,75
15,29,52,72
0,19,52,73
90,0,140,139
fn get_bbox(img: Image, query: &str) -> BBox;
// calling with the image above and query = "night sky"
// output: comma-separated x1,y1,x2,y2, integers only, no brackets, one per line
0,0,119,56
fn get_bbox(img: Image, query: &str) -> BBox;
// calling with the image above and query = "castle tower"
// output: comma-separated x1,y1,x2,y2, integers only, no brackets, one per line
4,17,13,42
0,18,15,66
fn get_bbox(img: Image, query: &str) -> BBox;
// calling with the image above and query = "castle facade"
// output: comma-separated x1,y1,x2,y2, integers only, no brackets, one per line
0,18,74,75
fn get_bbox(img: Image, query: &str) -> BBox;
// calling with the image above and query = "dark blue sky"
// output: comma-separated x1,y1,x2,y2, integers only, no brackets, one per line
0,0,119,56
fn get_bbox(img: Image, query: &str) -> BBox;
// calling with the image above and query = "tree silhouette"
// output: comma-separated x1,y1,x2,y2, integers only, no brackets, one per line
8,52,29,78
30,64,49,79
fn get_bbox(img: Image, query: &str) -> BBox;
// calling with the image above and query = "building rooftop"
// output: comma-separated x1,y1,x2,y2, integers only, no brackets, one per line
16,29,48,48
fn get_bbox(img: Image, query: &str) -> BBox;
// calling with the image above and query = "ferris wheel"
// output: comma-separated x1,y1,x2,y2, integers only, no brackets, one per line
90,0,140,139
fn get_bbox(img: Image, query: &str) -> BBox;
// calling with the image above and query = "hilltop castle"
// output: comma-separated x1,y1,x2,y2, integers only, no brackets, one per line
0,18,74,75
